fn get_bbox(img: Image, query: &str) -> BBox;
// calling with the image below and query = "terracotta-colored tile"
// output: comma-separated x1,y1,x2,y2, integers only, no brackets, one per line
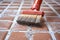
45,11,57,16
48,3,56,4
46,17,60,22
8,8,18,10
52,5,60,7
9,6,19,8
0,21,12,29
55,33,60,40
24,2,31,4
13,2,20,5
0,16,14,21
23,4,32,6
32,23,48,31
12,23,28,31
54,7,60,11
33,33,52,40
4,11,16,15
0,31,7,40
11,4,20,6
2,2,10,4
56,10,60,14
9,32,27,40
45,0,53,3
21,8,30,10
0,6,7,8
0,8,5,10
41,7,52,11
0,3,8,6
49,23,60,31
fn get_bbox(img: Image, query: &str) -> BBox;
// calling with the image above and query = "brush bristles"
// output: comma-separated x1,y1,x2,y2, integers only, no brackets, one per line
17,14,42,25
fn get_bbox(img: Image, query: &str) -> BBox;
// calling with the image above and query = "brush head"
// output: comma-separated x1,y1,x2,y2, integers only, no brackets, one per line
17,14,43,25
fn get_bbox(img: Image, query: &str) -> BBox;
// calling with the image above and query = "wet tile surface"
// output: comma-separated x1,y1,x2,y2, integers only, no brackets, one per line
0,0,60,40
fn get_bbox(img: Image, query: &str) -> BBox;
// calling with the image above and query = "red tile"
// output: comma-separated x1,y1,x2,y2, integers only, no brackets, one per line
56,11,60,14
45,11,57,16
24,2,31,4
32,23,48,31
0,8,5,10
13,2,20,5
2,2,10,4
9,32,27,40
49,23,60,31
0,21,12,29
11,3,20,6
33,33,52,40
55,33,60,40
8,8,18,10
12,23,28,31
23,4,32,6
0,32,7,40
41,7,52,11
46,17,60,22
21,8,30,10
0,16,14,21
54,7,60,11
4,11,16,15
52,5,60,7
45,0,53,3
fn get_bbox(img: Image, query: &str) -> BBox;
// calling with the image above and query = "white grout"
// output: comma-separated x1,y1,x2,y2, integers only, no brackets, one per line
44,0,57,40
44,0,60,17
44,16,56,40
0,1,14,17
5,0,24,40
0,30,9,31
0,1,3,17
0,20,13,22
0,0,59,40
52,0,60,5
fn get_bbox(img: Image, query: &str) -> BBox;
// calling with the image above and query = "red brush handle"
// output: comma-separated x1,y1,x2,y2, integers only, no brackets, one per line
31,0,42,11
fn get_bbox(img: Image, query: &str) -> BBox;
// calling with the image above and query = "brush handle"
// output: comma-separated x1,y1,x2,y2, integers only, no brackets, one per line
31,0,42,11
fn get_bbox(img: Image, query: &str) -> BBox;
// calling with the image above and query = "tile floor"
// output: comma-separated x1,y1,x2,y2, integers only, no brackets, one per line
0,0,60,40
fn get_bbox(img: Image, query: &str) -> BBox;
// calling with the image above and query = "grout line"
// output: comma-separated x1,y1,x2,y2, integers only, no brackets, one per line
0,30,9,31
52,0,60,5
25,0,34,40
0,1,3,17
0,20,13,22
44,0,60,17
0,1,14,17
5,0,24,40
44,16,56,40
44,0,57,40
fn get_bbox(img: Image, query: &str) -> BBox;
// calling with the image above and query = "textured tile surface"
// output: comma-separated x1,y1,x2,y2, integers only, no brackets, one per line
0,0,60,40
